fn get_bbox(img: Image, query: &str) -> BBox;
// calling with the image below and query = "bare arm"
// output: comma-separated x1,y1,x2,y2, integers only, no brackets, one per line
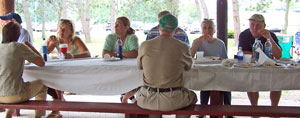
24,42,45,67
190,35,211,57
102,50,116,57
269,38,282,59
46,35,58,54
65,37,91,59
123,49,138,58
102,49,138,58
260,29,282,59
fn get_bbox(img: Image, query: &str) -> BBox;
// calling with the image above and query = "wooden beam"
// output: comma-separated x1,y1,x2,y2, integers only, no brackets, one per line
217,0,228,50
0,0,15,30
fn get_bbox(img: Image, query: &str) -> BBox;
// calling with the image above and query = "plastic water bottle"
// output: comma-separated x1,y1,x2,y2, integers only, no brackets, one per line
264,39,272,58
116,37,123,59
252,38,263,62
237,47,244,63
41,38,48,61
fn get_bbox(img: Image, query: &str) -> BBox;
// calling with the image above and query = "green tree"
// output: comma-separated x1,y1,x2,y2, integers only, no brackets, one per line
244,0,272,12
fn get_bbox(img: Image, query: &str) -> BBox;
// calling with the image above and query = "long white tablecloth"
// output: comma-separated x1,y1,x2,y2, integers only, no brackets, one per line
23,58,300,95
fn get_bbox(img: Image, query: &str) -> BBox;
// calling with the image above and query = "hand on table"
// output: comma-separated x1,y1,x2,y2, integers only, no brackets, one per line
64,53,73,59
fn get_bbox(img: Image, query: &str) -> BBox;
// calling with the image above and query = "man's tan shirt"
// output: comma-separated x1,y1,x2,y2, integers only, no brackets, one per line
137,35,192,88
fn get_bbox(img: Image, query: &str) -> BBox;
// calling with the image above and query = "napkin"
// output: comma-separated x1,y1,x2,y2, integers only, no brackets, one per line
256,48,276,66
104,54,111,60
221,59,235,67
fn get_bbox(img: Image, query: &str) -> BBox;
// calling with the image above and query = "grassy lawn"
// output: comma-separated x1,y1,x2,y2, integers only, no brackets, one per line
31,31,238,58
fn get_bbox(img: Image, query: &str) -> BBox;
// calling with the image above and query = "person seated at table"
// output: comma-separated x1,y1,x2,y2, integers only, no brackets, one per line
102,16,139,58
47,19,91,59
238,14,282,107
102,16,139,103
136,14,197,118
0,21,47,118
46,19,91,118
0,12,32,44
190,18,233,118
146,10,190,46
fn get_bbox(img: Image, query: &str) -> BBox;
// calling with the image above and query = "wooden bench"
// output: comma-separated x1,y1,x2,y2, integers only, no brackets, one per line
0,100,300,118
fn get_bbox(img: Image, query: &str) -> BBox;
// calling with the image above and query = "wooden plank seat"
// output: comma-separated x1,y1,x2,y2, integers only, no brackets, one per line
0,100,300,117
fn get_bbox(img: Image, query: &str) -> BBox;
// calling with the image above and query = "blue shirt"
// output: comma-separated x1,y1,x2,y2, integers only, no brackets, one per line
146,25,190,46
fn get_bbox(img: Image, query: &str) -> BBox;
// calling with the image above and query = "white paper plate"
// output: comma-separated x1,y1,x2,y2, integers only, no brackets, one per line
194,57,223,64
235,63,259,68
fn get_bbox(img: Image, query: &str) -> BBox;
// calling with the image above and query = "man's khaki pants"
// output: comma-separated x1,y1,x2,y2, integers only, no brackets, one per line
0,80,48,117
136,87,197,118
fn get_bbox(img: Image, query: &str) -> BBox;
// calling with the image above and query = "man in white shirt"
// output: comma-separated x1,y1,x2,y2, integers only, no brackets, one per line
0,12,32,44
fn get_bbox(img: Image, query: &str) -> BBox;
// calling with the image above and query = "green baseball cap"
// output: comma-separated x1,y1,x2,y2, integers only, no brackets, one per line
159,14,178,30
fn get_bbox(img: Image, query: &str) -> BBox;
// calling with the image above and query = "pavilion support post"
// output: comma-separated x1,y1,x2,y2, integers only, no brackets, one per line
217,0,228,50
0,0,15,30
210,2,228,118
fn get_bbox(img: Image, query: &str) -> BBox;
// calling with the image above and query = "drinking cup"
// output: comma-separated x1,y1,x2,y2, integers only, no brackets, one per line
243,54,252,64
196,51,204,60
59,44,68,55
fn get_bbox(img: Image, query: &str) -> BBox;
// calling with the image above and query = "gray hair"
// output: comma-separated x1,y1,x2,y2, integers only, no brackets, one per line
201,18,215,31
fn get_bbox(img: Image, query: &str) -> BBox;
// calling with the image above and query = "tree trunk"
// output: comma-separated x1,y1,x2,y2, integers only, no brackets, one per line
281,0,290,34
22,0,34,41
110,0,116,33
0,0,15,30
195,0,202,27
42,0,46,38
76,0,91,43
199,0,209,18
61,0,67,19
232,0,240,46
84,0,91,42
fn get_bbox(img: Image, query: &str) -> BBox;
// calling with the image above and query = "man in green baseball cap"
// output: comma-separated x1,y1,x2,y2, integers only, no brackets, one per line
159,13,178,30
136,14,197,118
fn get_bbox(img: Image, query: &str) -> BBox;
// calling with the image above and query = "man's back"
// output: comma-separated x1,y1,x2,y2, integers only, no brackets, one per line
138,36,192,88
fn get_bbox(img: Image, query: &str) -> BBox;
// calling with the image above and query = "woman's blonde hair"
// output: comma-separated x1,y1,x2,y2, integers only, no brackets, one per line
117,16,135,35
2,21,21,43
58,19,75,40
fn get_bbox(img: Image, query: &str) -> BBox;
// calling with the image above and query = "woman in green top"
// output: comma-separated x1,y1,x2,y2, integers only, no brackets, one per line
102,16,139,58
102,17,139,103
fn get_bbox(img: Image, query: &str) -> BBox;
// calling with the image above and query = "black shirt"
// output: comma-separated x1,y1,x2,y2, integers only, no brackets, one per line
238,28,281,52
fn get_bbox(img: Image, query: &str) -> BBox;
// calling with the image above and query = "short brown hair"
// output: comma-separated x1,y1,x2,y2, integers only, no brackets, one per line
158,11,171,19
2,21,21,43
